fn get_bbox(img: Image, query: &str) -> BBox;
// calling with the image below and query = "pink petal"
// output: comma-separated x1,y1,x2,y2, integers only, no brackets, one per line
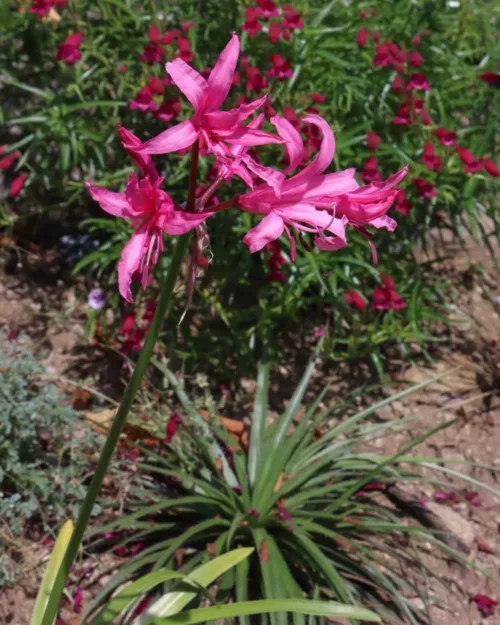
86,183,131,217
277,203,347,240
166,59,207,112
220,126,283,146
243,155,284,197
271,115,304,173
368,215,397,231
117,126,159,181
314,234,348,252
206,34,240,112
290,114,335,183
130,119,198,155
205,109,240,130
294,169,359,204
118,223,149,302
163,210,213,235
235,95,268,121
243,211,285,253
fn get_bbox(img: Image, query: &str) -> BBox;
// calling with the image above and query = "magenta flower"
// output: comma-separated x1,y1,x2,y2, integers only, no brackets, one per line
86,129,212,302
473,594,498,618
165,413,181,443
129,86,158,113
394,189,413,216
356,27,369,48
268,54,293,81
483,159,500,178
422,141,441,171
241,8,263,38
56,33,84,65
367,130,382,150
141,25,164,64
372,274,406,311
282,5,304,30
432,127,456,146
269,22,281,44
406,72,431,91
10,173,28,197
344,289,367,310
154,97,182,124
239,114,406,255
125,35,281,159
412,177,436,198
257,0,279,19
30,0,53,18
478,72,500,87
0,151,20,170
408,50,423,68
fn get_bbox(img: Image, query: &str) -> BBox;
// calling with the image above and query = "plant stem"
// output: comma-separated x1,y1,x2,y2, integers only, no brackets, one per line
40,234,189,625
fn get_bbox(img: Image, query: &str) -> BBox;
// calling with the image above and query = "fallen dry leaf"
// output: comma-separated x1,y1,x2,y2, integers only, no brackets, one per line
259,539,269,563
476,537,496,554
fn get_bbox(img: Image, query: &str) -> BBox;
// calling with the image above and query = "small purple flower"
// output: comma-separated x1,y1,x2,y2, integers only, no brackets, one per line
87,288,105,310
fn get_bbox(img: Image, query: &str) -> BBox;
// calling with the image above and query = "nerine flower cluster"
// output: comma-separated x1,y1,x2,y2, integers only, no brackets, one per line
87,34,407,302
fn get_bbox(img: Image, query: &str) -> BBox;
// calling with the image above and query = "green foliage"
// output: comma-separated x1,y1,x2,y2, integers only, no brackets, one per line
0,333,101,541
86,354,497,624
3,0,498,372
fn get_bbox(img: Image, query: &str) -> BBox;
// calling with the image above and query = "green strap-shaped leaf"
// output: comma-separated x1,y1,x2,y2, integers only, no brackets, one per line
89,571,186,625
135,548,254,625
152,599,381,624
30,520,73,625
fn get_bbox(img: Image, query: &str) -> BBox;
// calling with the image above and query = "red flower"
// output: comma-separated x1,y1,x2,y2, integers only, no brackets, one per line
367,130,382,150
372,41,401,67
360,9,367,18
241,8,263,38
407,72,431,91
56,32,84,65
356,27,369,48
177,37,194,62
0,151,20,170
465,159,482,174
30,0,53,18
432,127,456,146
118,313,135,336
408,50,423,68
161,31,179,45
360,156,381,183
282,5,303,30
483,159,500,178
422,142,441,171
165,413,181,443
372,275,406,312
455,146,475,166
412,33,421,47
245,65,268,93
140,25,164,64
154,97,182,124
257,0,279,19
148,76,164,95
473,594,499,618
129,86,158,112
393,102,411,126
118,64,127,74
344,289,367,310
371,30,380,43
412,177,436,198
10,173,27,197
394,189,413,216
182,21,194,33
269,22,281,44
478,72,500,87
391,75,405,93
310,92,325,104
268,54,293,80
283,105,300,129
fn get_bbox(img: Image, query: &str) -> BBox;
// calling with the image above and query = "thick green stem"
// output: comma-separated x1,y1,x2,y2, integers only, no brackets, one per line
40,234,189,625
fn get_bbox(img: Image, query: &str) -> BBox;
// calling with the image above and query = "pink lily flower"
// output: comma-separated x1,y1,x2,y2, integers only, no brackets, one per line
125,34,281,158
87,129,212,302
239,113,407,256
239,114,358,255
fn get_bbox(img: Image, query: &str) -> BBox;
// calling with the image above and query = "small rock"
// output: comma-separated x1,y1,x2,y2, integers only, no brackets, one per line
426,502,475,549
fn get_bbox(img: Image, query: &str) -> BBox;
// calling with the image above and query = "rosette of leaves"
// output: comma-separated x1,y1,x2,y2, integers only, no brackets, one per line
85,349,497,625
